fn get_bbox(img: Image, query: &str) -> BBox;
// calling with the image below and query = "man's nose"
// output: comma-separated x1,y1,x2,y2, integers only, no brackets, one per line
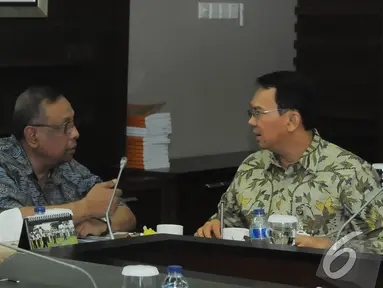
248,116,257,126
71,126,80,139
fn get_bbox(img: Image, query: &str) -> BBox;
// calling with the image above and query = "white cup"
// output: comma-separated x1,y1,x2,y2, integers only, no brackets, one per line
156,224,183,235
122,265,159,288
222,227,249,241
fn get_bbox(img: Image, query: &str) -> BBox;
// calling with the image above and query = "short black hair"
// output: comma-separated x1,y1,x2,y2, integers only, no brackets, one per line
256,70,318,131
12,86,62,140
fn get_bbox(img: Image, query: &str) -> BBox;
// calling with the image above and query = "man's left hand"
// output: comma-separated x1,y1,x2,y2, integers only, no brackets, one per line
75,218,107,238
295,235,333,249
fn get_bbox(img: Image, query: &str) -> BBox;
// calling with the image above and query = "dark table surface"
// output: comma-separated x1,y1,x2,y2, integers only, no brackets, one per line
32,234,383,288
2,233,379,287
0,252,301,288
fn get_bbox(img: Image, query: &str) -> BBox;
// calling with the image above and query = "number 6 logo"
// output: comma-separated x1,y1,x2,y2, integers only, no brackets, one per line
322,231,363,279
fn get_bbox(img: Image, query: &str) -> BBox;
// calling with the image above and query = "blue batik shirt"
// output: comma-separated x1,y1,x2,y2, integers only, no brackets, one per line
0,135,102,209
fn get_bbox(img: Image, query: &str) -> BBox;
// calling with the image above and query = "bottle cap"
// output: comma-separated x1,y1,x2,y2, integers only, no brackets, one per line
122,265,159,277
253,209,265,215
268,214,298,224
34,206,46,214
168,265,183,274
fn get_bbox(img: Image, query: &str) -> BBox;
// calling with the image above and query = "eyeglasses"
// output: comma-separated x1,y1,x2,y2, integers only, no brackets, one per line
30,121,76,135
247,108,288,120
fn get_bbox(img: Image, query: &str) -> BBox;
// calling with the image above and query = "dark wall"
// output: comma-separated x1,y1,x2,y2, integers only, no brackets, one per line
0,0,130,173
294,1,383,163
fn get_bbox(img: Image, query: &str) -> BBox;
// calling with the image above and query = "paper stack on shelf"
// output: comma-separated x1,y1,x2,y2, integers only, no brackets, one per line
126,103,172,170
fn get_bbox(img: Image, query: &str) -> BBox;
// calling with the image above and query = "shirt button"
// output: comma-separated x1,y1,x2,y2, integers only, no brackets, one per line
296,206,303,216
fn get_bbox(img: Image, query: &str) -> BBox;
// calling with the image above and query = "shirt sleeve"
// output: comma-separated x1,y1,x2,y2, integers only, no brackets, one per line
0,166,26,210
208,155,256,228
67,160,126,207
337,161,383,252
67,159,102,196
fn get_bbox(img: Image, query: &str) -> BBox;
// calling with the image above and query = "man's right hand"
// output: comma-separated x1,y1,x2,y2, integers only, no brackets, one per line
195,219,222,238
82,180,122,218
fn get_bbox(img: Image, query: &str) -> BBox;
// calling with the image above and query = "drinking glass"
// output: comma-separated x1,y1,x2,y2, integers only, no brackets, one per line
267,215,297,246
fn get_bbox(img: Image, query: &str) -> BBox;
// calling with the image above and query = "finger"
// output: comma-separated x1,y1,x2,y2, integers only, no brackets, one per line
75,223,82,232
109,198,119,213
296,235,311,245
212,221,222,238
114,188,122,197
196,227,204,237
80,229,88,238
295,237,308,247
202,223,213,238
76,225,84,237
112,196,120,206
295,235,304,245
100,179,117,188
80,224,90,237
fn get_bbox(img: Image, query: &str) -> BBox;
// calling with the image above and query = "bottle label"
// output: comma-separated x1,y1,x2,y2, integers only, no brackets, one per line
250,227,270,239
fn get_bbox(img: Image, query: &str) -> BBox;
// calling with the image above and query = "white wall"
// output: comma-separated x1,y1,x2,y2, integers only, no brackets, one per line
128,0,297,158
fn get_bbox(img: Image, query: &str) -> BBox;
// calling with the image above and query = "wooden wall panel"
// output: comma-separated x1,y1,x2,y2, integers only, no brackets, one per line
295,2,383,163
0,0,130,171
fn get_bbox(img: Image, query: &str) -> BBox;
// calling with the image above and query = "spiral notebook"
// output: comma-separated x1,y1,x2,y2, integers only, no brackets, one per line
18,209,78,250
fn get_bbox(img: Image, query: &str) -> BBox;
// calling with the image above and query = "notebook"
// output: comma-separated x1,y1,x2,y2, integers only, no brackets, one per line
18,209,78,250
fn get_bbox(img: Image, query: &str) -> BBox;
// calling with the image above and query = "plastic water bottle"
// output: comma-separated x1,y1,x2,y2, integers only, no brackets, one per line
250,208,270,242
162,265,189,288
34,206,46,215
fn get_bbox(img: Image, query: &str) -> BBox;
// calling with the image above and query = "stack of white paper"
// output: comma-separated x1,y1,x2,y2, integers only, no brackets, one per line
126,113,172,170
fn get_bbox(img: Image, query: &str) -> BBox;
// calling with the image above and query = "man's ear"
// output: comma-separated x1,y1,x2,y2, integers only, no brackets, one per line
285,111,301,132
23,126,39,148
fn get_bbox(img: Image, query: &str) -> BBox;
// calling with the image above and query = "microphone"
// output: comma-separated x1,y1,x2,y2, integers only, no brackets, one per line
106,156,128,240
335,188,383,243
0,242,98,288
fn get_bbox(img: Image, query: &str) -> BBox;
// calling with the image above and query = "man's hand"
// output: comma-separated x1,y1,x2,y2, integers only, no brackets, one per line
81,180,122,218
195,219,222,238
76,218,107,238
19,180,123,225
296,235,333,249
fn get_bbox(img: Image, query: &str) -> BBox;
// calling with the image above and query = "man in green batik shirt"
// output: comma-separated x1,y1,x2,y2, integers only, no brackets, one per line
196,71,383,251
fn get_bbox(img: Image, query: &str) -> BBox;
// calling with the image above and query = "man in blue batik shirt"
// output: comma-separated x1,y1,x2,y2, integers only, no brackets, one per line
0,86,136,237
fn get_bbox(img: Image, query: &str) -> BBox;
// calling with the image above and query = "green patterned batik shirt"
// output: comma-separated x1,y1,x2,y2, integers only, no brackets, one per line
210,130,383,251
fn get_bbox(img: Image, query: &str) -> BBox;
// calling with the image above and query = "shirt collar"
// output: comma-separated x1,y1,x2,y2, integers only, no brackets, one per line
265,129,324,174
9,134,34,176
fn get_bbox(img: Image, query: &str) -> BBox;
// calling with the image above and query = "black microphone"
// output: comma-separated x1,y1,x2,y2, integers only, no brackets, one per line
0,242,98,288
105,156,128,240
335,188,383,243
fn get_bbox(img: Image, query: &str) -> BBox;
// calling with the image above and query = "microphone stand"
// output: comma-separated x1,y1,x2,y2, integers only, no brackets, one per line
0,242,98,288
219,200,225,237
335,188,383,244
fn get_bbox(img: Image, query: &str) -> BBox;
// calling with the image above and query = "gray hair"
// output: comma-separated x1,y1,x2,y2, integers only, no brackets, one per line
12,86,62,140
